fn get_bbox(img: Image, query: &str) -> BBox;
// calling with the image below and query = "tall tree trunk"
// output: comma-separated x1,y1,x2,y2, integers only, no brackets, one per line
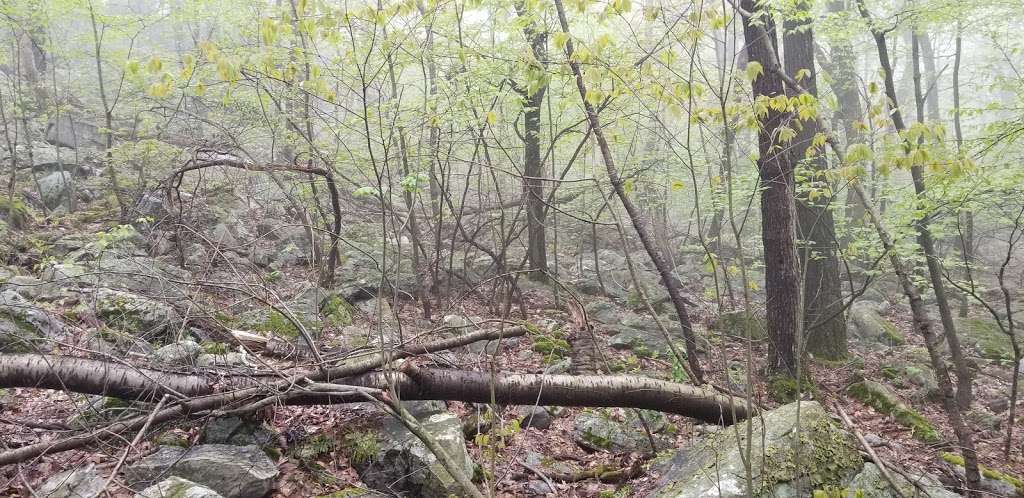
741,0,802,376
953,27,971,318
910,30,973,410
856,2,980,493
515,3,549,281
825,0,867,234
784,1,847,360
552,0,705,383
88,1,126,218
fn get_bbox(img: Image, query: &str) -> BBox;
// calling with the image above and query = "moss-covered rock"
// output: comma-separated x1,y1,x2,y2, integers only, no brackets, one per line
842,462,958,497
942,452,1024,497
847,302,904,346
646,401,862,497
572,408,671,453
956,316,1016,362
711,310,767,340
847,380,940,442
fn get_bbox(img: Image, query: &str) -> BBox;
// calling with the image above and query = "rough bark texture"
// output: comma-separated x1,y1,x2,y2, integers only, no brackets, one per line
824,1,868,235
783,2,847,360
741,0,802,375
552,0,705,382
518,6,549,281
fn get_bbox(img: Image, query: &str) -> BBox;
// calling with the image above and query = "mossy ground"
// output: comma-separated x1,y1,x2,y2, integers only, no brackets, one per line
942,452,1024,495
848,381,940,442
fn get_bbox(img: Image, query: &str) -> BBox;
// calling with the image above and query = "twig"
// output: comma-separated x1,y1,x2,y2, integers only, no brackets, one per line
99,394,169,495
833,402,914,498
520,459,557,492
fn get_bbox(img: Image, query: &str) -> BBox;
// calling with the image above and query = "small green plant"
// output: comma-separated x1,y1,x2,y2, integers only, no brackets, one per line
342,431,379,465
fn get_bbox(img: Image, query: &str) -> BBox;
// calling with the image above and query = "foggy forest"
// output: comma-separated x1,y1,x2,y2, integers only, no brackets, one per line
1,0,1023,496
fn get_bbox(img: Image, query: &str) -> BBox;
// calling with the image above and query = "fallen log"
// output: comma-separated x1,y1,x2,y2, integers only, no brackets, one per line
0,326,752,466
0,326,528,400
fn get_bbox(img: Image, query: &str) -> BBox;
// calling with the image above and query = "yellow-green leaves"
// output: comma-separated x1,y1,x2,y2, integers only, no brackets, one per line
553,32,570,50
485,110,498,126
744,61,763,82
670,180,686,191
261,18,278,45
844,143,873,164
611,0,632,14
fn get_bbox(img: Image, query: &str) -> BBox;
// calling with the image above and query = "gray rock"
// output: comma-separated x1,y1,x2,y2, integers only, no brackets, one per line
134,192,172,221
645,401,862,497
36,464,104,498
353,412,473,498
200,416,276,448
196,352,250,368
123,444,278,498
710,310,767,340
38,171,73,209
988,397,1011,414
45,115,103,149
135,477,224,498
844,463,958,498
573,409,670,453
848,301,905,346
0,289,65,352
210,223,241,251
517,405,555,430
606,324,682,359
525,480,554,496
154,340,203,365
88,288,181,341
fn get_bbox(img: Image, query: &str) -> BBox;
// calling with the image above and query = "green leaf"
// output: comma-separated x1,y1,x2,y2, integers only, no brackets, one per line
744,61,763,82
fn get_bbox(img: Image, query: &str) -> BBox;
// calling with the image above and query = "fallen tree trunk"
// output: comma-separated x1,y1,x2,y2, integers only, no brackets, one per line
0,326,528,400
289,364,751,423
0,356,750,425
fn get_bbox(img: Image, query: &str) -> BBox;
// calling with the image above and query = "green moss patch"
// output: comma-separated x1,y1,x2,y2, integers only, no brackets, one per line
957,317,1014,362
942,452,1024,495
848,380,940,442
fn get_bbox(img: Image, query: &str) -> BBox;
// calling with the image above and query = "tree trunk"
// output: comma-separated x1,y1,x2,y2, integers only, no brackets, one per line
910,30,973,410
516,6,549,281
551,0,705,383
856,2,981,492
783,1,847,360
741,0,802,376
824,0,867,234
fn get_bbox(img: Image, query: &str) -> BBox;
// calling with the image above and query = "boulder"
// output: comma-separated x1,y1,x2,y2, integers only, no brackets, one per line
154,340,203,365
956,316,1015,361
517,405,555,430
572,409,671,453
0,289,65,352
196,352,251,368
36,464,104,498
89,288,181,341
123,444,278,498
645,401,862,497
843,463,958,498
711,310,767,340
352,411,474,498
135,477,224,498
200,416,276,449
847,380,940,442
45,115,103,149
848,301,904,346
38,171,72,209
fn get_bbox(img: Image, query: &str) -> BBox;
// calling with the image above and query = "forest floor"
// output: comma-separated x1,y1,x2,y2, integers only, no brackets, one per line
3,272,1023,497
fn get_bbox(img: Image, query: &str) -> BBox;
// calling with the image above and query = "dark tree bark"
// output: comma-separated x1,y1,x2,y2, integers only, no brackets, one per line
513,3,549,281
824,1,868,230
740,0,802,375
783,2,847,360
551,0,705,383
